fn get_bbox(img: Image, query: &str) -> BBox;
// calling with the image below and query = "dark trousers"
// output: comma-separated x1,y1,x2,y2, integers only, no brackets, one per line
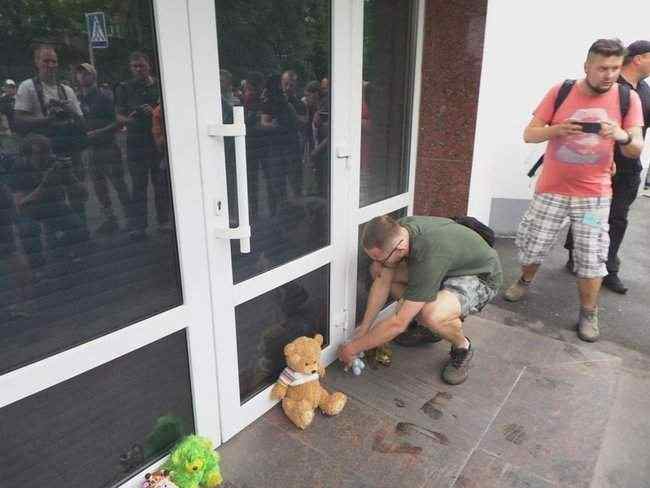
564,172,641,274
127,140,170,230
89,143,130,218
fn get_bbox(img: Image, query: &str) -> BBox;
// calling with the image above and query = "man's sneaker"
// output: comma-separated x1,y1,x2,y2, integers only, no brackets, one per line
602,274,628,294
96,216,119,236
394,322,443,347
503,278,531,302
577,307,600,342
442,339,473,385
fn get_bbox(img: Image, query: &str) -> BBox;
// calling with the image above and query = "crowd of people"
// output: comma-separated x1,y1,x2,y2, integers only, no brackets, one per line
0,45,171,318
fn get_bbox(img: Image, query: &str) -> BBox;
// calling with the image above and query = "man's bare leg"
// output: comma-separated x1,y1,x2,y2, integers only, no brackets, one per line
416,290,466,348
578,277,601,310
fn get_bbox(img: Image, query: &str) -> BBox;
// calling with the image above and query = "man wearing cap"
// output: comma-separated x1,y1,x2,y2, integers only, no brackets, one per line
76,63,130,235
504,39,644,343
564,40,650,294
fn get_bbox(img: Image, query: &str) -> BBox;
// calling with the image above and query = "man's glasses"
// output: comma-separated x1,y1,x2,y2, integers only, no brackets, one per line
379,239,403,267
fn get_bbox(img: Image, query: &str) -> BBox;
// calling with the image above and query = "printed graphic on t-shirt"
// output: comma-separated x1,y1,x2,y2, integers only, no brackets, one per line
552,108,609,165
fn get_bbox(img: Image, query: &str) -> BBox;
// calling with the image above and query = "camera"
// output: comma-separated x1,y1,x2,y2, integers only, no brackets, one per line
46,99,70,120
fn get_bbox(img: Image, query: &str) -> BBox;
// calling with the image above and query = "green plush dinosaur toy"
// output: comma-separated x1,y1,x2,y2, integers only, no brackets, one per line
163,435,222,488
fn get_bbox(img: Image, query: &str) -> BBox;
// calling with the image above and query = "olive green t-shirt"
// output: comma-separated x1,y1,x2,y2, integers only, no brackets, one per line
398,216,503,302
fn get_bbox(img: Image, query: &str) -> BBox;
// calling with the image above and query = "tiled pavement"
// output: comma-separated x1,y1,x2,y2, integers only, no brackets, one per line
217,316,621,488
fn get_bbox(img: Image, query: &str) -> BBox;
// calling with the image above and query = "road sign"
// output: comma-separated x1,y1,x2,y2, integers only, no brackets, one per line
86,12,109,49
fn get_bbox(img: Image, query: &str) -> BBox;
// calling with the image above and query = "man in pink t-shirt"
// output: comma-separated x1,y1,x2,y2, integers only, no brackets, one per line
504,39,644,343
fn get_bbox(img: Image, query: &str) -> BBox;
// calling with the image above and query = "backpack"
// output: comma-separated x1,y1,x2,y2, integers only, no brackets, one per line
527,79,631,177
452,216,496,248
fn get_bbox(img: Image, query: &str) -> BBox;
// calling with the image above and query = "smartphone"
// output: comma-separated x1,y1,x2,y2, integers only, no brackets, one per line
576,121,602,134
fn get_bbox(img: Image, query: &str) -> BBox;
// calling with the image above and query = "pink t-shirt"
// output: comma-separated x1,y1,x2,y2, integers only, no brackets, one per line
534,81,643,197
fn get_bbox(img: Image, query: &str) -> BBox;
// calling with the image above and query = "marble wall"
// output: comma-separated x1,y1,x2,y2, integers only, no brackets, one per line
414,0,488,217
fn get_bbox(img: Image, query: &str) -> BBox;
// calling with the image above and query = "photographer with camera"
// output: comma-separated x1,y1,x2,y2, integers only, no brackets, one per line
11,134,89,270
115,51,170,240
14,45,89,233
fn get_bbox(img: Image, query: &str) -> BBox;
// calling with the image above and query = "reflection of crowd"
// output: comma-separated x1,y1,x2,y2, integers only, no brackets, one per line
220,68,331,220
0,44,172,319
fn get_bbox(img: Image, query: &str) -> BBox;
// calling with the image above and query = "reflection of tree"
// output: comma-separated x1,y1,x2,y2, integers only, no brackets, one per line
0,0,157,86
215,0,330,84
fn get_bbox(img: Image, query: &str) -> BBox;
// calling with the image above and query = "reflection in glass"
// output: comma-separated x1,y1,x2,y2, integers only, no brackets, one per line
0,1,181,373
215,0,332,283
356,208,407,324
360,0,416,207
0,330,195,488
236,266,330,403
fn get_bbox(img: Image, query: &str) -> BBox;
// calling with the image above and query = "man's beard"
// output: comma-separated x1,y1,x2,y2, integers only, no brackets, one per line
585,78,612,94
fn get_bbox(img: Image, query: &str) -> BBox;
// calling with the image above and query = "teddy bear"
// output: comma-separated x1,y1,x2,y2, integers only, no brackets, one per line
271,334,348,429
163,435,222,488
143,469,179,488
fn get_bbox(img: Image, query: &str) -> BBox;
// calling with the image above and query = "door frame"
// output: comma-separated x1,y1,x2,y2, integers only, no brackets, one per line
0,0,223,486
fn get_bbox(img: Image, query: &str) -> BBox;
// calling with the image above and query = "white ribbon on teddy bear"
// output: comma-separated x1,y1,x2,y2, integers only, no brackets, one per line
277,367,319,387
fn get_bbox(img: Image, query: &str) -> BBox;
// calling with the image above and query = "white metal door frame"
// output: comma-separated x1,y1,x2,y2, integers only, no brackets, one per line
0,1,223,486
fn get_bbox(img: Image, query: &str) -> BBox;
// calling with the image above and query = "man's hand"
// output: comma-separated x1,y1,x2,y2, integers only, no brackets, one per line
552,120,584,137
599,120,629,142
338,342,358,367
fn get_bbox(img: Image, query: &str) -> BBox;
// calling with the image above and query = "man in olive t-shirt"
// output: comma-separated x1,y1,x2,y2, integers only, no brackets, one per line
338,215,502,385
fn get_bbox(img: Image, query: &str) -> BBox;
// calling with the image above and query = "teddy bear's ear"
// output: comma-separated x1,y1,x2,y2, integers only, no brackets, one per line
314,334,324,346
284,342,296,356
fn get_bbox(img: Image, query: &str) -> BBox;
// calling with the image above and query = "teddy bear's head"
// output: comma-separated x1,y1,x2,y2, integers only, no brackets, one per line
168,436,213,480
284,334,324,374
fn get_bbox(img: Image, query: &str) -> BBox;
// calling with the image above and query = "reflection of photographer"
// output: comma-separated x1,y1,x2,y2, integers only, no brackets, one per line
14,45,89,230
12,135,89,262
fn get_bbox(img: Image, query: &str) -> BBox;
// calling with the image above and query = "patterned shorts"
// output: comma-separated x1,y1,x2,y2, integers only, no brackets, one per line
442,274,501,319
516,193,611,279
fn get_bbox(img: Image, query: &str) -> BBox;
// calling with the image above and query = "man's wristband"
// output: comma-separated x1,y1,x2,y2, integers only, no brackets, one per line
618,131,633,146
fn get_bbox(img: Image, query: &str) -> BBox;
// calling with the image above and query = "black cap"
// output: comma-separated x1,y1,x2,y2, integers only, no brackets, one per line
627,40,650,58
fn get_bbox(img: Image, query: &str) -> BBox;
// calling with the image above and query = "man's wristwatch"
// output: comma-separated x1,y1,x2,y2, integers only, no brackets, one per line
619,131,633,146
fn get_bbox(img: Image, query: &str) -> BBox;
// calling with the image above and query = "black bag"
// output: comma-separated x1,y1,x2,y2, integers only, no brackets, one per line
452,216,496,248
527,79,630,177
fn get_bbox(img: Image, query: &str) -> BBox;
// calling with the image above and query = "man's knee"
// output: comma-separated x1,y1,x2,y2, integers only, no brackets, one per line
419,303,461,332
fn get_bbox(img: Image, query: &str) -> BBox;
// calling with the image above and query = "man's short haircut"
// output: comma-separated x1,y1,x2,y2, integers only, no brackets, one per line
33,44,56,63
587,38,626,60
19,134,51,158
129,51,150,65
305,81,320,94
362,215,401,251
283,69,298,79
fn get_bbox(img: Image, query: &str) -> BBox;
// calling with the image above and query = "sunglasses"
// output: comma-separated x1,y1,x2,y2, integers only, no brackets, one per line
379,239,404,267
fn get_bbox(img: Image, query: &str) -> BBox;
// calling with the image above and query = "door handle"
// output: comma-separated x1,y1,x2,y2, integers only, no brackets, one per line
208,106,251,253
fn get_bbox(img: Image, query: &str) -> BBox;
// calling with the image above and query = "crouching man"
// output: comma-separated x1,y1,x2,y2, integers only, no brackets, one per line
338,215,502,385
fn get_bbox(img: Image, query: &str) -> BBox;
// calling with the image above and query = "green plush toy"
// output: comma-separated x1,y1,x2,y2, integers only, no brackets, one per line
163,435,222,488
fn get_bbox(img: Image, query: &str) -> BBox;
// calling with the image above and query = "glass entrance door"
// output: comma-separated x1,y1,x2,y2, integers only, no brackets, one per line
188,0,353,439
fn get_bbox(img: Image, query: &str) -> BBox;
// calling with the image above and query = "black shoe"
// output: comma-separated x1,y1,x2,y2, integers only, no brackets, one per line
602,274,628,294
393,322,442,347
442,339,473,385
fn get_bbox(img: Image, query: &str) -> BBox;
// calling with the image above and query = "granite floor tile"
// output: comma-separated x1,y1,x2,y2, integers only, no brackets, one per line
265,397,468,488
448,449,556,488
477,360,620,487
218,417,373,488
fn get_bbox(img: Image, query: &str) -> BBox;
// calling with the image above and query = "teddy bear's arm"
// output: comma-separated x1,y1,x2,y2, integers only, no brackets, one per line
271,381,287,400
318,362,326,378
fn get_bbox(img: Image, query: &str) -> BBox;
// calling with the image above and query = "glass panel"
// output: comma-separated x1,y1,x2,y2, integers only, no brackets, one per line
236,265,330,403
356,208,407,324
0,1,182,373
360,0,416,207
0,330,195,488
215,0,332,283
